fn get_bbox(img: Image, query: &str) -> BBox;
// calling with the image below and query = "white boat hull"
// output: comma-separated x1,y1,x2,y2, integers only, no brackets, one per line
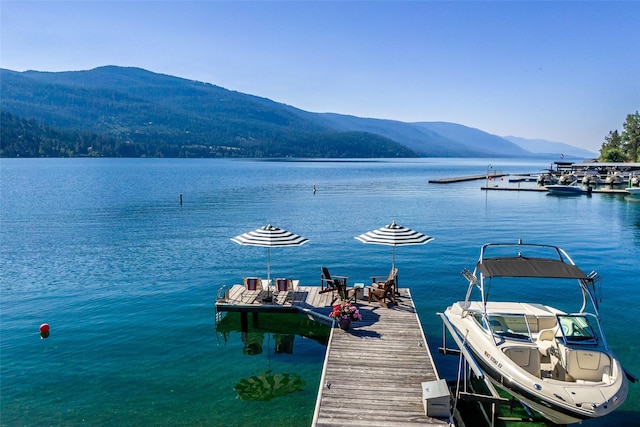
546,184,586,195
443,302,629,424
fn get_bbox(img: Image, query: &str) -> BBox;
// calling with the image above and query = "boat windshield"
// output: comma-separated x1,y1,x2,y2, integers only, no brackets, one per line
558,315,597,345
474,313,532,341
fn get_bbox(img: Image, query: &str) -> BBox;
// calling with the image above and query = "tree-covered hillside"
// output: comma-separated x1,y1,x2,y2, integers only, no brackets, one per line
0,67,416,158
1,66,559,158
1,111,117,157
1,111,415,158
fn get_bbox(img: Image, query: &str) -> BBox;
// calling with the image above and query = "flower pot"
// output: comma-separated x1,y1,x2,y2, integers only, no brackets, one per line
338,319,351,330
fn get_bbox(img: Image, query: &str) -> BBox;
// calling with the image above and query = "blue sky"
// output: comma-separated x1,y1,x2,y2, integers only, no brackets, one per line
1,1,638,151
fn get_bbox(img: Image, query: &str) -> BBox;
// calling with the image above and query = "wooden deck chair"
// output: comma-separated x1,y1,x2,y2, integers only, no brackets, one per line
370,267,398,289
274,278,294,303
319,267,348,293
368,278,396,306
241,277,262,303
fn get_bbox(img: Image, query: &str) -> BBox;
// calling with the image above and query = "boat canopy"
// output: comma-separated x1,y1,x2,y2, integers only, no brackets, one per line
478,257,589,279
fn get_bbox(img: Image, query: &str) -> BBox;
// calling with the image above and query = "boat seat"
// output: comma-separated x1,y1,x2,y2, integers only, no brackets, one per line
536,327,558,357
564,347,611,382
537,317,557,331
504,347,541,378
526,315,557,333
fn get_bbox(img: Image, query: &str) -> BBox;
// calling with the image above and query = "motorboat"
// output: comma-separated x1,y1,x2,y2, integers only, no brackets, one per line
582,168,603,186
536,171,558,186
626,187,640,199
546,181,587,196
440,241,630,425
605,171,625,186
558,173,578,185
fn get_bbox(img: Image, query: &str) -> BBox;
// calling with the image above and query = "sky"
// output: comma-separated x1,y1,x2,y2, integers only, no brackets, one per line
1,1,639,152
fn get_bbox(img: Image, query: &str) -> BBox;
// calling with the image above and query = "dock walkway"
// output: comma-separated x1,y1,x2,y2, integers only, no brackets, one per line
429,173,505,183
215,285,449,426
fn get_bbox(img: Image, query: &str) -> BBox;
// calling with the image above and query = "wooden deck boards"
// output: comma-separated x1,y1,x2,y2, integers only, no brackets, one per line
313,289,448,427
221,284,338,308
215,285,449,426
429,173,506,183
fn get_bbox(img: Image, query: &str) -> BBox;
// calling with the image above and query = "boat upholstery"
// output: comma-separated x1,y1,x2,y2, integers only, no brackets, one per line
504,346,541,378
537,327,559,356
561,345,612,382
527,316,557,333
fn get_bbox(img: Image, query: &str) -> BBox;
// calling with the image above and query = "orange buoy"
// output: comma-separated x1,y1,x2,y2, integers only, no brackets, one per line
39,323,50,334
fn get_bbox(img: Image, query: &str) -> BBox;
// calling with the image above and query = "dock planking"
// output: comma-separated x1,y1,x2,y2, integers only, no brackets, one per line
220,283,337,309
429,173,506,183
312,289,448,427
215,285,450,426
482,186,631,193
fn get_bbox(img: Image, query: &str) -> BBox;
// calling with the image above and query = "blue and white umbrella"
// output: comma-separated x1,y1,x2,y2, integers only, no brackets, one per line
355,220,434,271
231,224,309,296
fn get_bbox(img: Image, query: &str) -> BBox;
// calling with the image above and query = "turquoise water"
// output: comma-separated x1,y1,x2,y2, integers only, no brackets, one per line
1,158,638,426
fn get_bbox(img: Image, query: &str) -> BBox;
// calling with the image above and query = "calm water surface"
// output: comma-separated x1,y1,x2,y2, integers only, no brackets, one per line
1,158,638,426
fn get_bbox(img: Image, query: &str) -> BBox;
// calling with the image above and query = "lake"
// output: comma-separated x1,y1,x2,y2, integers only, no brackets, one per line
1,158,638,426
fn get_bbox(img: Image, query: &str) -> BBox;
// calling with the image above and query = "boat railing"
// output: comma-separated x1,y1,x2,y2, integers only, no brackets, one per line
579,270,601,312
478,241,575,265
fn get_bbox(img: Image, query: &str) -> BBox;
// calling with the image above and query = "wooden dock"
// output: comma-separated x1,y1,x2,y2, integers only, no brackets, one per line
429,173,506,184
215,285,449,426
482,186,631,194
216,284,340,324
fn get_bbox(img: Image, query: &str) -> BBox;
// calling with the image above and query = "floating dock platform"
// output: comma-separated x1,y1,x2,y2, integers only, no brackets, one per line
215,285,449,426
482,186,631,194
428,172,636,194
429,173,506,184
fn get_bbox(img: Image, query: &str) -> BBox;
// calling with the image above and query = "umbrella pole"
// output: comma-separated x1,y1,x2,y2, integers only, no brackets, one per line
265,247,272,302
392,246,398,295
392,246,396,272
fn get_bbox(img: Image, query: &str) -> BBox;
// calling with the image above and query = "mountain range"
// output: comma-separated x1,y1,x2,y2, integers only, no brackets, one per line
0,66,597,159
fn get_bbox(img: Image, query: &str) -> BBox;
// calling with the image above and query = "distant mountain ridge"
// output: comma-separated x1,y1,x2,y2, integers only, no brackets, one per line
503,136,597,159
0,66,594,158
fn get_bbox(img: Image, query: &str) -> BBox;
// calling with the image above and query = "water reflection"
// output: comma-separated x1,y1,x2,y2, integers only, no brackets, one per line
242,331,264,355
216,311,330,348
234,369,305,402
275,334,295,354
216,312,330,401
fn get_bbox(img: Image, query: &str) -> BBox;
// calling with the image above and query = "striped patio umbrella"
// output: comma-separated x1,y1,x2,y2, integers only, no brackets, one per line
231,224,309,298
355,220,434,272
